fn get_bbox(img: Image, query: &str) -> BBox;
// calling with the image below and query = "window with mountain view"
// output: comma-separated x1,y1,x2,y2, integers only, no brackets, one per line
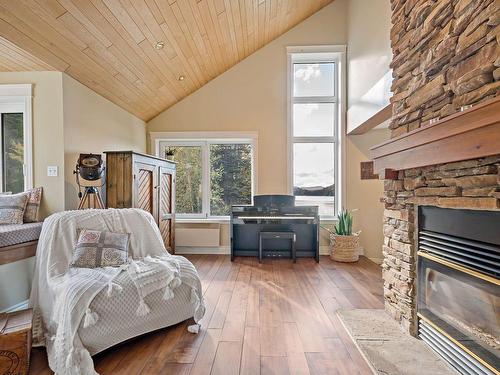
159,140,253,218
290,56,338,217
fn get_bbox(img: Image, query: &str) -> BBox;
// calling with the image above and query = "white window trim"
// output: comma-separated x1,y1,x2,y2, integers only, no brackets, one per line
286,45,346,220
0,84,33,193
150,131,258,221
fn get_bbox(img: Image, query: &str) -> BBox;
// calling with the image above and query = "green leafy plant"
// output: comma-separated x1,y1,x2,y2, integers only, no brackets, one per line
334,208,354,236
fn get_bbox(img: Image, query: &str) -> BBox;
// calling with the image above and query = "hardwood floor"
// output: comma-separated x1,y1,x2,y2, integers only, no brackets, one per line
30,255,384,375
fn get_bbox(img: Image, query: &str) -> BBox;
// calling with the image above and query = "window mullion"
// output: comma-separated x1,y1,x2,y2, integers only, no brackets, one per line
293,137,335,143
292,96,336,104
0,114,3,192
202,142,210,218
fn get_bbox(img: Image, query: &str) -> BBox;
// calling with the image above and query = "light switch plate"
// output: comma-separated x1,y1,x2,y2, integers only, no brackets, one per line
47,166,58,177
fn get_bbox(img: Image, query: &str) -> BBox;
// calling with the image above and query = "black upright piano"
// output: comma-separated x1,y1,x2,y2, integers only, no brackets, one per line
230,195,319,262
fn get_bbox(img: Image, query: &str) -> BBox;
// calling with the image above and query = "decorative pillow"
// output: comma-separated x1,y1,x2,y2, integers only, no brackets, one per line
0,192,29,225
23,187,43,223
71,229,130,268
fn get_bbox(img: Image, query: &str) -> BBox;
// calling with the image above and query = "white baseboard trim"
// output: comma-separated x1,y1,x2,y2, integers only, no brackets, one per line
176,246,365,257
1,299,29,313
175,246,231,255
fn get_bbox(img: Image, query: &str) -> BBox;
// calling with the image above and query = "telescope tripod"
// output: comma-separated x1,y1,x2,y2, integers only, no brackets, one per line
78,186,105,209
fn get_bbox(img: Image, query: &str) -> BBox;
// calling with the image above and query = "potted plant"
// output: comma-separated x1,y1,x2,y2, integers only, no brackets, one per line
326,208,361,262
164,147,176,161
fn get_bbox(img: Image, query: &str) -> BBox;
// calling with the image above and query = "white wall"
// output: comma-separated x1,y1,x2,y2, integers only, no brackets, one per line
62,74,146,210
344,0,392,261
346,0,392,133
0,73,146,311
0,72,65,217
0,72,64,312
346,129,390,262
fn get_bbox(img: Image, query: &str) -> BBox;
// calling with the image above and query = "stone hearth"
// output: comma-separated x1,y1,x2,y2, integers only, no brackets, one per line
383,0,500,334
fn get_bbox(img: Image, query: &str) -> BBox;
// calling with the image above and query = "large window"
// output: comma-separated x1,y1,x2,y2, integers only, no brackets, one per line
288,48,344,218
157,137,255,219
0,84,32,194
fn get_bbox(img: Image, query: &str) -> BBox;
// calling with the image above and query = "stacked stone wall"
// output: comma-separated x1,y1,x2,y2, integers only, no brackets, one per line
390,0,499,137
382,156,500,333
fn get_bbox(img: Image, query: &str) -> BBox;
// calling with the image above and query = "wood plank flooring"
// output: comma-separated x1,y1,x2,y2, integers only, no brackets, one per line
30,255,384,375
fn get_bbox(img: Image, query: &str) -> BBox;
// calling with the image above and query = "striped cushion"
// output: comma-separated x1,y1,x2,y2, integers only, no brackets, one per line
24,187,43,223
71,229,130,268
0,192,29,225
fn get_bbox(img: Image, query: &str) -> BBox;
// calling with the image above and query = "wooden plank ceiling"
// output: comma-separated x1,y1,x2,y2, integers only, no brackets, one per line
0,36,55,71
0,0,333,121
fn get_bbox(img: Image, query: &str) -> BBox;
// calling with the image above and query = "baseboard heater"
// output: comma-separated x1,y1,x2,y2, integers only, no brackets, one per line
175,226,220,247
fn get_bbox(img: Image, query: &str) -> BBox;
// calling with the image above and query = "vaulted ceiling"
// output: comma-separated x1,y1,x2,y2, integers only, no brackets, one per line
0,0,333,121
0,36,55,71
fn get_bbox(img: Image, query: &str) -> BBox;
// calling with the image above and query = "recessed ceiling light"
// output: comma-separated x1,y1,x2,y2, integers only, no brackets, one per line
154,41,164,50
178,75,185,81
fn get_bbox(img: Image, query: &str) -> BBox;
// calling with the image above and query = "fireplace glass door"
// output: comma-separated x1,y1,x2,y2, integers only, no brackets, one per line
418,254,500,366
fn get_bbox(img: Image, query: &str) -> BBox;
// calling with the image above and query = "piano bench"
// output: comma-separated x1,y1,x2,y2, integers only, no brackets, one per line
259,231,296,263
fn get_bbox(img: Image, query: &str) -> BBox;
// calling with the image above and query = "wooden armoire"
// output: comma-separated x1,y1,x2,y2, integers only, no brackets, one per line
104,151,176,253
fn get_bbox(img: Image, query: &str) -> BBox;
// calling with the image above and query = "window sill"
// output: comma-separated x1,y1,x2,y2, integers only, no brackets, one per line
320,218,338,223
177,217,337,224
176,217,230,224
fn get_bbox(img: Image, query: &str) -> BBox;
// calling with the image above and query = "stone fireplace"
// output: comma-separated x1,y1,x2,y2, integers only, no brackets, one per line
379,0,500,333
372,96,500,373
370,0,500,373
380,155,500,335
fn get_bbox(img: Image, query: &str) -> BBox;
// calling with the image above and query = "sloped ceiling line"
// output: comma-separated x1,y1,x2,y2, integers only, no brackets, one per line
0,0,333,121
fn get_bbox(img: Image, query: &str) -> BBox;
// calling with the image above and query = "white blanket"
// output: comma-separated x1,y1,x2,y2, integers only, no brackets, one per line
29,209,204,375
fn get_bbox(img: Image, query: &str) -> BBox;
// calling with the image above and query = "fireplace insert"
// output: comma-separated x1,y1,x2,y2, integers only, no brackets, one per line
417,206,499,375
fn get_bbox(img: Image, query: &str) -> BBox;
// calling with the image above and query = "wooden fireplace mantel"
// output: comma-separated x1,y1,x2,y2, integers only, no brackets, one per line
370,96,500,173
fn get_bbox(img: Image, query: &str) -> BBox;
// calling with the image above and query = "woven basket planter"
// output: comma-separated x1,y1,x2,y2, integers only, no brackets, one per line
329,233,360,262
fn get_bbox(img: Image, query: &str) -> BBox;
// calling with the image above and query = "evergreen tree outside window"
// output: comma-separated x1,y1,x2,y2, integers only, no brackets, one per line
158,139,254,219
1,113,24,193
0,84,33,194
210,143,252,216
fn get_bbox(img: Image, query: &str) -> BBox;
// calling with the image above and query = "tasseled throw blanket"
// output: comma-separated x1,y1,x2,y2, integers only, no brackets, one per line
30,209,205,375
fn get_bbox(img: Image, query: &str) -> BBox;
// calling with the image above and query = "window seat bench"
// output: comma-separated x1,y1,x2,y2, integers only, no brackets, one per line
0,222,42,265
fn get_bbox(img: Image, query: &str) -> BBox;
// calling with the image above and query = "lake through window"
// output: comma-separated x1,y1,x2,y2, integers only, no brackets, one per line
289,53,339,218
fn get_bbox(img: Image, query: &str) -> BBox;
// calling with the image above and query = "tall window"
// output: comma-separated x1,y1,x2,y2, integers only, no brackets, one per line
1,112,24,193
0,84,32,194
158,138,255,219
288,48,343,218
